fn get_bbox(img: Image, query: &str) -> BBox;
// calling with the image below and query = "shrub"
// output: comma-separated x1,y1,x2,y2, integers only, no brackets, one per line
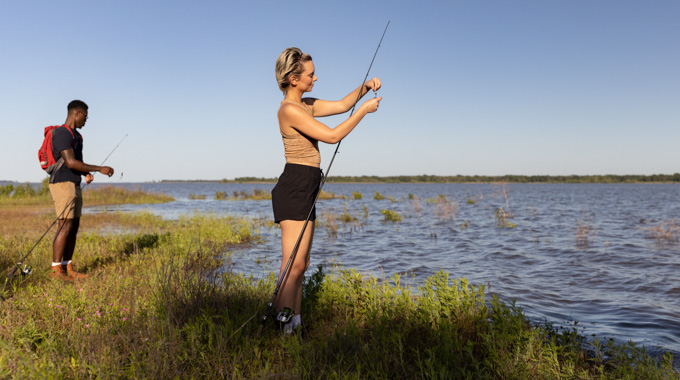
380,209,402,222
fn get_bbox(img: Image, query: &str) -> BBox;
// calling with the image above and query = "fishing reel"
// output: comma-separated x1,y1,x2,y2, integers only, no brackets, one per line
20,264,32,277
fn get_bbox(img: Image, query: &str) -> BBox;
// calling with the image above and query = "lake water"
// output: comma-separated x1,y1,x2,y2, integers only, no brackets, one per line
87,182,680,363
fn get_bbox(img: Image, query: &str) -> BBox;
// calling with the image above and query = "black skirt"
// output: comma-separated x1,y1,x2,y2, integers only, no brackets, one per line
271,163,322,223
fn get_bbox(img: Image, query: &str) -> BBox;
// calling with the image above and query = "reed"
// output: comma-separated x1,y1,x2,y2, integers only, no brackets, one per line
427,194,458,221
188,193,207,200
318,204,365,237
83,185,174,205
641,219,679,244
321,210,339,238
492,182,512,213
318,190,346,200
215,189,271,201
575,218,596,247
410,195,422,217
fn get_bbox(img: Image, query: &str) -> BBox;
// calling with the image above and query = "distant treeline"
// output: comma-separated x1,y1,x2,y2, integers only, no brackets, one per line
210,173,680,184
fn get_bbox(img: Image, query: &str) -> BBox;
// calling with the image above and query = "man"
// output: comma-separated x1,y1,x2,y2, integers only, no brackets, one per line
48,100,114,280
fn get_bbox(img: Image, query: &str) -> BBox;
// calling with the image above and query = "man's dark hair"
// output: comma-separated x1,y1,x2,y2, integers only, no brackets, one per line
67,100,88,112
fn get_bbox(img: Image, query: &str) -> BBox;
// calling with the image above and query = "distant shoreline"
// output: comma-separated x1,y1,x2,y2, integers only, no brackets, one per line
5,174,679,185
156,173,680,184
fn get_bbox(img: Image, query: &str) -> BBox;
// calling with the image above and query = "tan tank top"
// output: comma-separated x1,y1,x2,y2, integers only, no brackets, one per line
279,100,320,166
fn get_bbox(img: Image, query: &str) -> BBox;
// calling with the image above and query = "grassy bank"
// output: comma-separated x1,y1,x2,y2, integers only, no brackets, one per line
0,204,677,378
0,179,174,207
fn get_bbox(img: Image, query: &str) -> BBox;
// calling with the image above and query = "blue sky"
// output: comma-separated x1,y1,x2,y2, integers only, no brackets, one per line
2,1,678,183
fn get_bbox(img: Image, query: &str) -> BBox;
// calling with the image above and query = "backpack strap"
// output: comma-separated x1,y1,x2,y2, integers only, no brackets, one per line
48,125,78,183
62,124,76,147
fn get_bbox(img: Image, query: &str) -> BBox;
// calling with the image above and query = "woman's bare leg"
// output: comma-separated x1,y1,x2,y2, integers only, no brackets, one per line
276,220,315,313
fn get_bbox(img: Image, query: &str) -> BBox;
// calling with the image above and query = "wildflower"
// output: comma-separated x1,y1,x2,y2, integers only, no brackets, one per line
122,317,127,321
85,324,90,328
77,318,82,321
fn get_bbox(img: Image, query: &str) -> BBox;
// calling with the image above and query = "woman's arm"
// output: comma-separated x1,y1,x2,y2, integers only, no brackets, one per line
280,96,382,144
309,77,381,117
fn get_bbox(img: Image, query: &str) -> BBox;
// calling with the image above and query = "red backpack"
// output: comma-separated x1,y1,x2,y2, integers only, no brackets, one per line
38,125,75,174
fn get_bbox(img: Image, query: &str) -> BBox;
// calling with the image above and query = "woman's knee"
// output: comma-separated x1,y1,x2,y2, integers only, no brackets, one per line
290,260,308,276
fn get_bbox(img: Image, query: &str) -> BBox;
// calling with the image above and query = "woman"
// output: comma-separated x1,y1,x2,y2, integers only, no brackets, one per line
272,47,382,333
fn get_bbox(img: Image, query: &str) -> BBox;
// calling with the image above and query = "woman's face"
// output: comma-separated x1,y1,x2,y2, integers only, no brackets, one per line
294,60,317,92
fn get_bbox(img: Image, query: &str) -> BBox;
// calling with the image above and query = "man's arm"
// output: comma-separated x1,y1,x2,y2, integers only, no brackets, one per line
60,149,114,176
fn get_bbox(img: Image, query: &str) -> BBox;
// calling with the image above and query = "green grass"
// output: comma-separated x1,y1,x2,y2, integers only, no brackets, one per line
0,179,174,206
0,207,677,378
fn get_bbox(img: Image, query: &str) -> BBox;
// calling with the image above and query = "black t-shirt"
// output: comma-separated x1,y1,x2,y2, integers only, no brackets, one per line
50,126,85,184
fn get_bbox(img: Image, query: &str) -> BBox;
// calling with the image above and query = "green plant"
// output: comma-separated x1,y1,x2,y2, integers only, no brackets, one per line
339,204,356,223
0,184,13,197
352,191,362,200
380,209,402,222
495,208,516,228
374,191,385,200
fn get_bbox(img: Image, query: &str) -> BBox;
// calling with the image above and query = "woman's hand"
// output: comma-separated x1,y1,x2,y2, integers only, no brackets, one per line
364,77,381,94
362,96,382,113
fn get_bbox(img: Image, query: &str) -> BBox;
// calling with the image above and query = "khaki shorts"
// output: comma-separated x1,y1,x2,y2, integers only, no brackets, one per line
49,182,82,219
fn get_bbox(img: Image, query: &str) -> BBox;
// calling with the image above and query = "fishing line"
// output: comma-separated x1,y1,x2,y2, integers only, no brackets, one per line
1,133,128,300
257,22,390,331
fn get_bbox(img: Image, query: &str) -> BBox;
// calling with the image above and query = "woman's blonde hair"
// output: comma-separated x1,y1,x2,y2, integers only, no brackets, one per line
275,47,312,94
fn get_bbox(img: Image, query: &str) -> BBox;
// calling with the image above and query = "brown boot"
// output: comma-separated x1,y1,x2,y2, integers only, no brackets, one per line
64,262,89,280
64,262,89,279
48,266,72,282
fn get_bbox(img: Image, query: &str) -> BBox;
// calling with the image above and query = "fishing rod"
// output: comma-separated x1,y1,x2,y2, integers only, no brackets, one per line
1,133,128,299
258,22,390,331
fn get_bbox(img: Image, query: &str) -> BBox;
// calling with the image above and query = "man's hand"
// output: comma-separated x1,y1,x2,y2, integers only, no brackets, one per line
99,166,114,177
85,173,94,184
